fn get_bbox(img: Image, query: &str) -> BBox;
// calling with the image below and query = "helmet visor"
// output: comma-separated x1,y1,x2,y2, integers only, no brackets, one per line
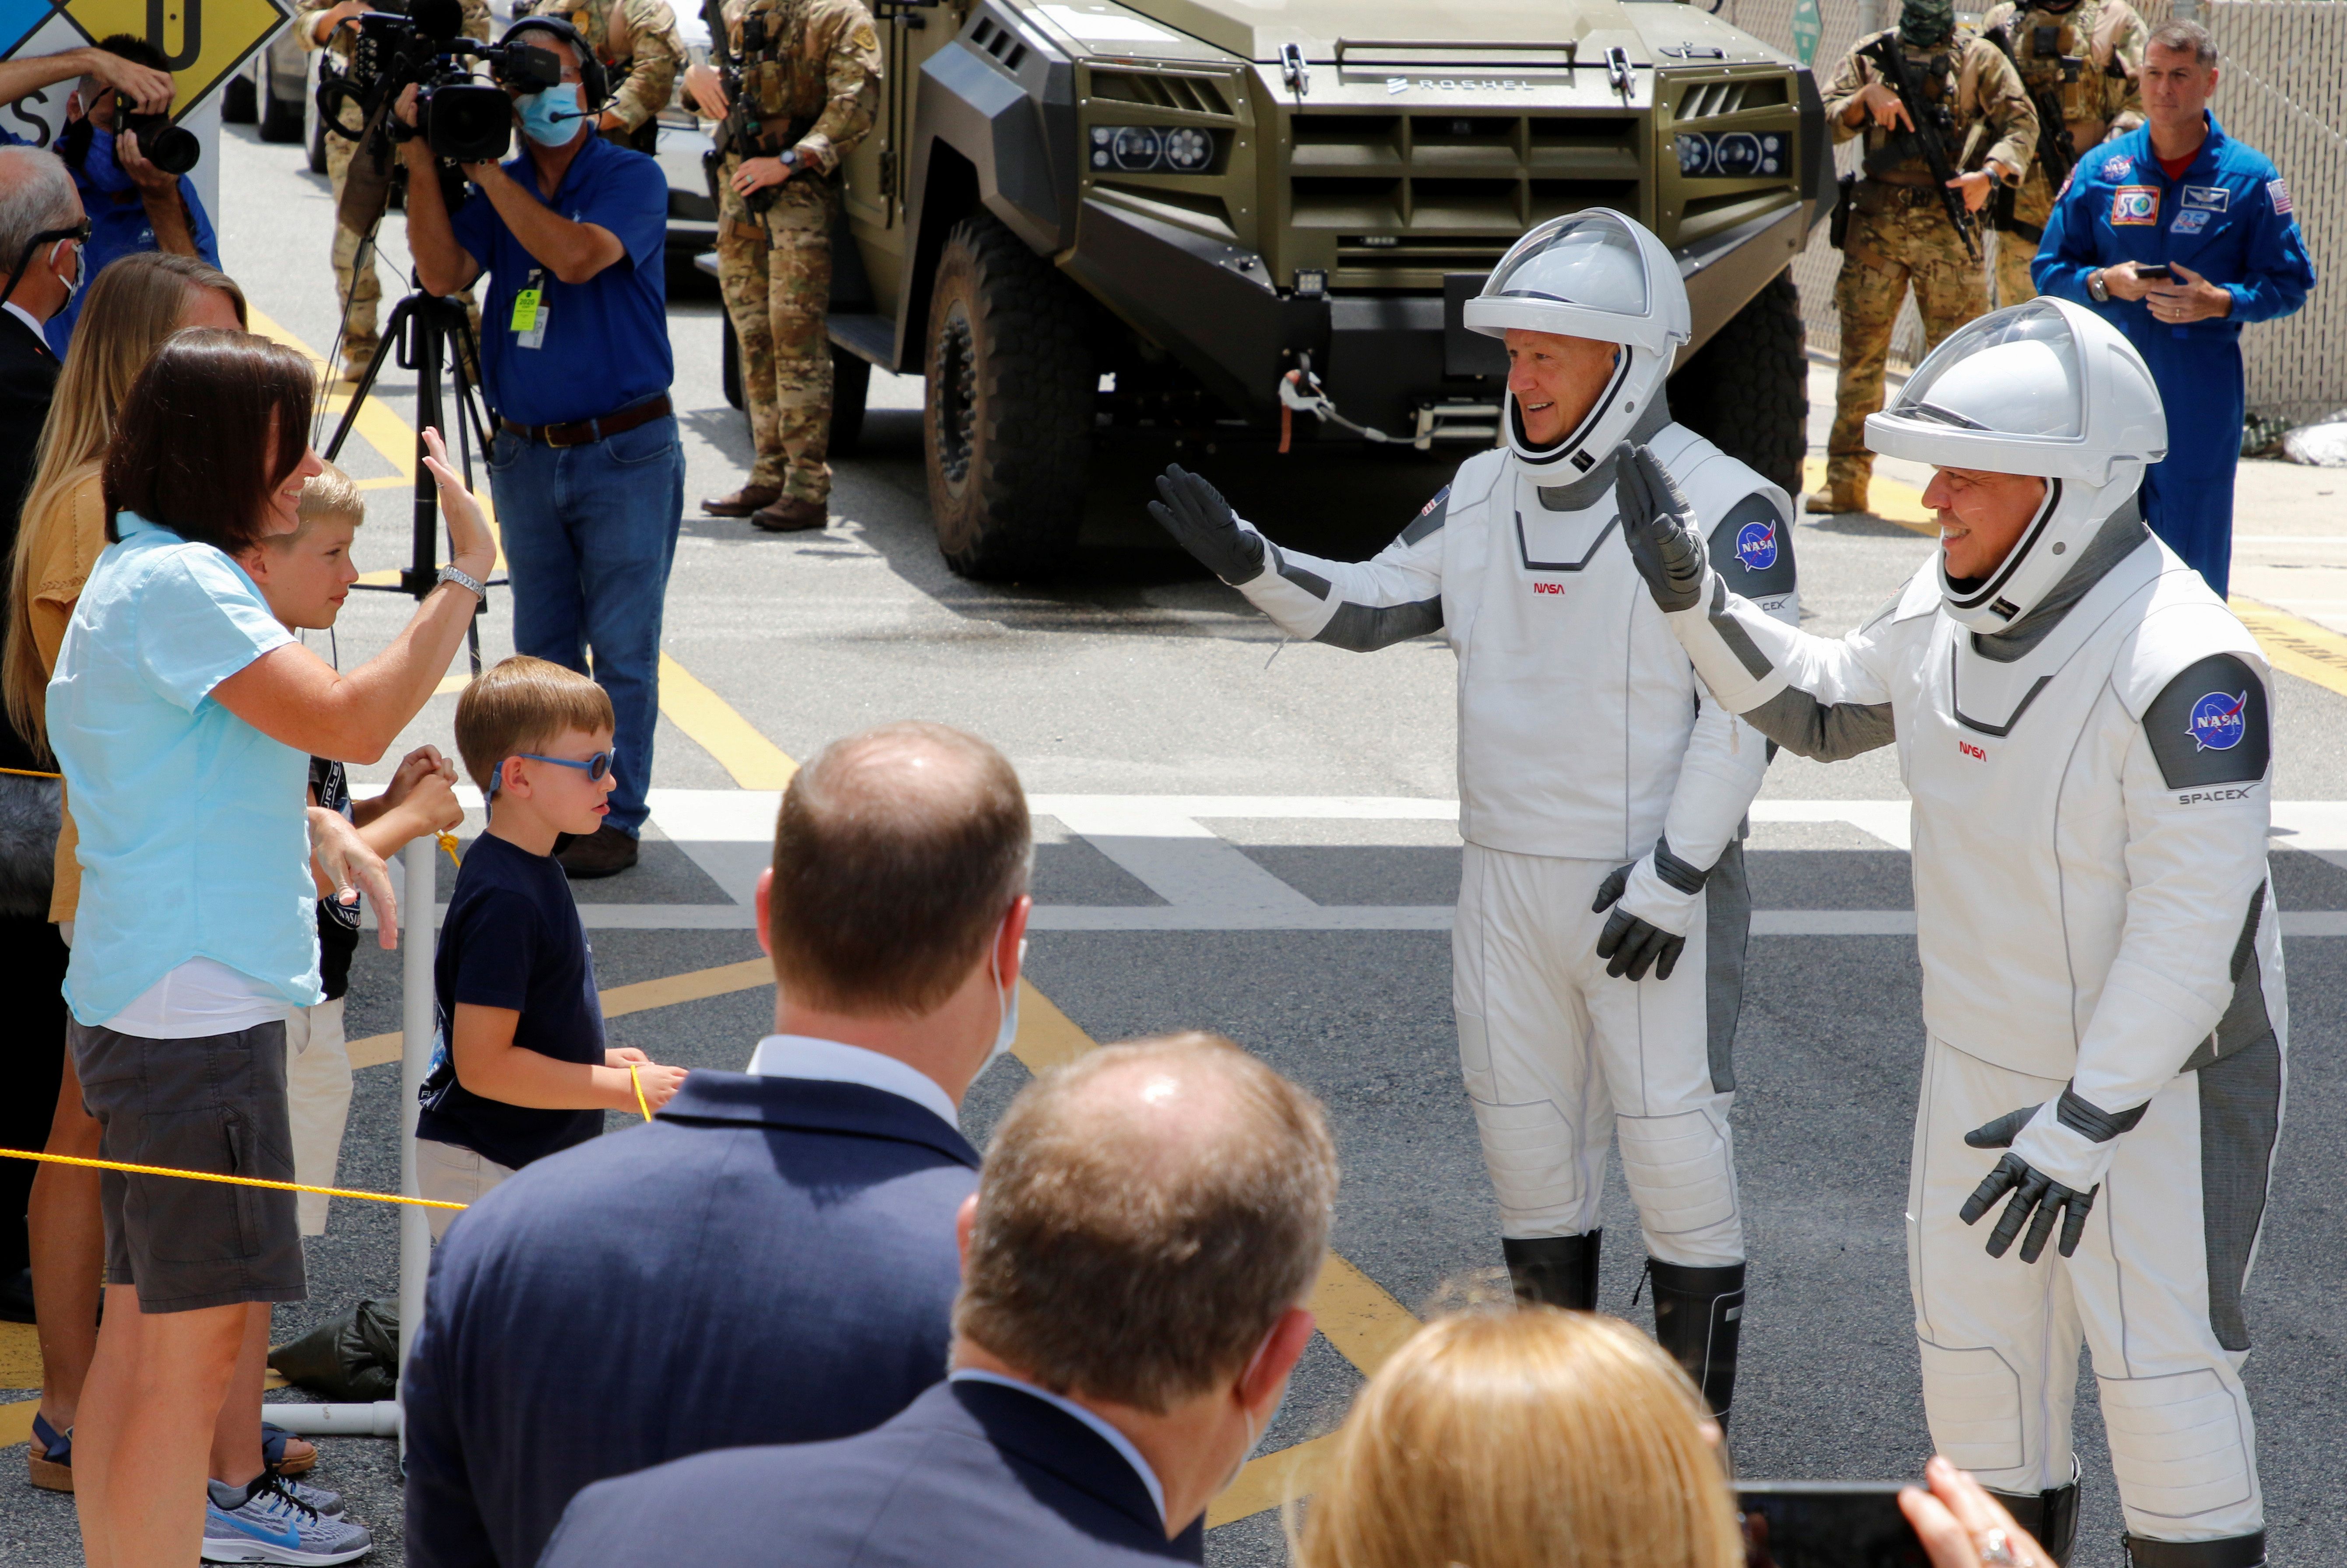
1890,300,2083,441
1482,214,1650,319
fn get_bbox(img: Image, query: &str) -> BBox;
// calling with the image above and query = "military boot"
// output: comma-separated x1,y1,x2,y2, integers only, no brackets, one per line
1648,1259,1744,1424
2123,1533,2267,1567
1805,485,1870,515
1988,1459,2080,1566
1501,1231,1601,1311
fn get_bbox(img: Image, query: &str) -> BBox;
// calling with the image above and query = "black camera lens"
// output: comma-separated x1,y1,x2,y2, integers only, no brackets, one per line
119,109,201,176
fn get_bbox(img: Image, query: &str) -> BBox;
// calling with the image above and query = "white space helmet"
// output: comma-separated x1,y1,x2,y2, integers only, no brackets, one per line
1866,297,2167,629
1463,209,1690,471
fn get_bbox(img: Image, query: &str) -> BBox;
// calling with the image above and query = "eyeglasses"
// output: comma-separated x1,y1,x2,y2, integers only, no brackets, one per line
491,748,615,798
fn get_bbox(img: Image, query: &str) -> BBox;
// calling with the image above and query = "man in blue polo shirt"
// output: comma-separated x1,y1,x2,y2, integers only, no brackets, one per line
0,34,214,356
2034,18,2314,598
400,15,679,878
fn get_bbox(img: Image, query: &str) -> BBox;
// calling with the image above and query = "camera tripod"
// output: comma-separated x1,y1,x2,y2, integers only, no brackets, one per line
324,285,501,664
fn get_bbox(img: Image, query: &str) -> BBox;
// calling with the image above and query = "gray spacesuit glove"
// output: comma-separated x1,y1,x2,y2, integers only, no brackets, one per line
1148,465,1268,586
1958,1105,2098,1263
1615,441,1710,613
1591,861,1687,982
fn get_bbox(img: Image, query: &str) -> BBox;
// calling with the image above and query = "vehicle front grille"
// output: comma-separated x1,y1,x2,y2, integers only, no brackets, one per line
1286,112,1643,289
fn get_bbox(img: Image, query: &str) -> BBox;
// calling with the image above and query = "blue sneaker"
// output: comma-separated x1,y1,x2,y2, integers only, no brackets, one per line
201,1474,372,1564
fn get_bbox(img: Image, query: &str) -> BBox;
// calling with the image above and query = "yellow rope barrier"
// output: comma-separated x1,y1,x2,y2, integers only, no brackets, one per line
0,766,61,779
0,1147,467,1211
628,1061,652,1122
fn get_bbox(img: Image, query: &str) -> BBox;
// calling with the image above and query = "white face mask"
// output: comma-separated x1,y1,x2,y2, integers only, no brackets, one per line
983,930,1027,1075
1219,1344,1290,1492
53,238,82,303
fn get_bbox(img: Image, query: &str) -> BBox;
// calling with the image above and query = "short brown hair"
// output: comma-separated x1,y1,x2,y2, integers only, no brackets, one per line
2148,20,2217,67
104,328,313,552
954,1034,1339,1413
453,655,615,794
767,721,1030,1015
1294,1309,1742,1568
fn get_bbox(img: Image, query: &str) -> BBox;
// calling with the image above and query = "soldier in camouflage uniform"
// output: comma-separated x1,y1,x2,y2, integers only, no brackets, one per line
1813,0,2036,515
297,0,492,379
686,0,880,532
1978,0,2147,306
528,0,686,154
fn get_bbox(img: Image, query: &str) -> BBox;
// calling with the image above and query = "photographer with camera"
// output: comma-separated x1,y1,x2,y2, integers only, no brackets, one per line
297,0,491,381
399,15,680,879
25,35,214,358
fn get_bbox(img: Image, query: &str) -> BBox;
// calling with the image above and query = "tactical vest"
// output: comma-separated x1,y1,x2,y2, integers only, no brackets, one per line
1861,38,1966,182
2006,0,2121,126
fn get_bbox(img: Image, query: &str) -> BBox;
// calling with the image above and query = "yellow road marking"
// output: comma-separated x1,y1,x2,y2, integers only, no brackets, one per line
0,1396,32,1448
246,306,426,484
2232,597,2347,703
1802,456,1937,537
0,1319,39,1385
656,654,799,789
1207,1430,1341,1529
348,957,780,1069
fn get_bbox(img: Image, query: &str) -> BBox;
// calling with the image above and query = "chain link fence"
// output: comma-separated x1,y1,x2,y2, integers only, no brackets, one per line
1722,0,2338,424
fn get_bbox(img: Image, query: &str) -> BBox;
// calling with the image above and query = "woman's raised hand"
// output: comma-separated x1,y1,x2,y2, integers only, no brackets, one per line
419,427,497,584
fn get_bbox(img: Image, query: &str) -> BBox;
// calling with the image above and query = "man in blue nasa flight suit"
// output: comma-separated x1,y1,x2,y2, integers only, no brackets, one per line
2034,18,2314,599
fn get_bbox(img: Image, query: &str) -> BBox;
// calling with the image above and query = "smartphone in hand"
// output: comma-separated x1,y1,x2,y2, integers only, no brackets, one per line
2135,263,2174,282
1737,1481,1930,1568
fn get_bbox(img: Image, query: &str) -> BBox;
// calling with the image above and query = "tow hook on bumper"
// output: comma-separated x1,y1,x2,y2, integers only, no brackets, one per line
1277,353,1500,453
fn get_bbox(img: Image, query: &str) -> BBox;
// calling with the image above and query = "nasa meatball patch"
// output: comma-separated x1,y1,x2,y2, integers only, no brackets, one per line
2146,654,2271,789
2101,154,2132,180
1708,492,1795,599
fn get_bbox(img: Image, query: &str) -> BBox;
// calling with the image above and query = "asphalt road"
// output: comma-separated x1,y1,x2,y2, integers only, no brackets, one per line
6,121,2346,1568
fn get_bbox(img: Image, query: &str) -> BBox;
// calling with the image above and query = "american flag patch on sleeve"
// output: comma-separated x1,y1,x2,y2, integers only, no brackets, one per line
2269,178,2293,215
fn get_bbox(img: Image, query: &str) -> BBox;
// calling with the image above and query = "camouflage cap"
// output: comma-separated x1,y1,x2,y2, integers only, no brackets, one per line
1898,0,1956,46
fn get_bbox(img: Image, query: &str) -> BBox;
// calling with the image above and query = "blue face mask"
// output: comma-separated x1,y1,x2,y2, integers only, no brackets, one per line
518,82,585,147
81,126,136,195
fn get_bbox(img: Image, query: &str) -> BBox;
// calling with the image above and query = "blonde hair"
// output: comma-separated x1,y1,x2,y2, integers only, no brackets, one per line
4,252,246,754
454,655,615,794
1293,1308,1743,1568
279,462,365,541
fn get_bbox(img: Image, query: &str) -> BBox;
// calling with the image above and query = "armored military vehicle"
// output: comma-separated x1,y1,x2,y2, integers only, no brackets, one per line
764,0,1829,578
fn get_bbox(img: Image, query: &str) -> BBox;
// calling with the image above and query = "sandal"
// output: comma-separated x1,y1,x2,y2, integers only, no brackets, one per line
262,1422,317,1477
29,1410,72,1492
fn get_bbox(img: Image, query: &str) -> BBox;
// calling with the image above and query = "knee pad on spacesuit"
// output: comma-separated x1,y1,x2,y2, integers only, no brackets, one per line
1614,1109,1738,1245
1918,1339,2027,1476
1467,1095,1587,1228
2097,1369,2256,1526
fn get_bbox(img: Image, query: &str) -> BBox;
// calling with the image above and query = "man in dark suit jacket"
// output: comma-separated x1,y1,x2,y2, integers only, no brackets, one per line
0,145,81,1318
402,721,1043,1567
541,1032,1342,1568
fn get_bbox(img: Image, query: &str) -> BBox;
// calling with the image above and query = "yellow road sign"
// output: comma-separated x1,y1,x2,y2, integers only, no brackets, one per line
60,0,295,117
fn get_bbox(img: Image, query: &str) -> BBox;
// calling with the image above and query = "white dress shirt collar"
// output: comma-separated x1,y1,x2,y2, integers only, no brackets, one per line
2,301,47,347
947,1369,1168,1527
743,1033,960,1132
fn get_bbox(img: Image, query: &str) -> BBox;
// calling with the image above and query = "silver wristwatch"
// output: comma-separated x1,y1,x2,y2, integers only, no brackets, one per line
2087,269,2111,304
438,563,486,600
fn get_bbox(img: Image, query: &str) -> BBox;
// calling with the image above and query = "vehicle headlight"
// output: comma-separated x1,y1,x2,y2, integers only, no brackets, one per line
1089,124,1217,174
1675,130,1785,178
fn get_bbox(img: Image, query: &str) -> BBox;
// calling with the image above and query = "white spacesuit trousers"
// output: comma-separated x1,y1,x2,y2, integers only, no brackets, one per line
1910,1036,2279,1542
1452,845,1743,1267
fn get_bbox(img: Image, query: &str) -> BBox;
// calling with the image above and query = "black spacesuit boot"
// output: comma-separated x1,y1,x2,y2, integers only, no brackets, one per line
1501,1231,1601,1311
2123,1533,2268,1567
1988,1458,2081,1566
1647,1259,1745,1425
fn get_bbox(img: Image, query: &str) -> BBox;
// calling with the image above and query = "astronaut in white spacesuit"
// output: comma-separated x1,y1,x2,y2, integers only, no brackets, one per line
1620,296,2284,1568
1147,211,1798,1421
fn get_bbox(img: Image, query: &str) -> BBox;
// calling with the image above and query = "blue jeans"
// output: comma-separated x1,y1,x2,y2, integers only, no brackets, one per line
487,412,684,837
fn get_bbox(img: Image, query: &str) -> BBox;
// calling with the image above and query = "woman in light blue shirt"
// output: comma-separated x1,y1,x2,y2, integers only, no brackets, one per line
47,328,494,1568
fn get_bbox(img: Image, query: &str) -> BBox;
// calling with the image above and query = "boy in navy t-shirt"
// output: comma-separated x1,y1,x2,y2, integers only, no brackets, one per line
416,656,688,1234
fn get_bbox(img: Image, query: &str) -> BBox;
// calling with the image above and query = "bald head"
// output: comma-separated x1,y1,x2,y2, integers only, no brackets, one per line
768,721,1030,1016
956,1034,1340,1413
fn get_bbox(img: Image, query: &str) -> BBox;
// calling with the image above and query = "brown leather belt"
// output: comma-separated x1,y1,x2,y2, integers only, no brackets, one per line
500,395,673,449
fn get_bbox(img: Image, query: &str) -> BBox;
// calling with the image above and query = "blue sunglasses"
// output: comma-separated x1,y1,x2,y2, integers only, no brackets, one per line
492,749,615,798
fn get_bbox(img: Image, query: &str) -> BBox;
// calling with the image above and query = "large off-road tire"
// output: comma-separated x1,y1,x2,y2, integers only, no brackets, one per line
721,313,743,409
259,77,305,143
923,212,1091,580
831,351,870,459
1668,268,1806,500
222,73,257,124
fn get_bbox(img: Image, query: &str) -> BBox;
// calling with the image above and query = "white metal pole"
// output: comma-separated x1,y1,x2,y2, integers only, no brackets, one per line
395,836,436,1450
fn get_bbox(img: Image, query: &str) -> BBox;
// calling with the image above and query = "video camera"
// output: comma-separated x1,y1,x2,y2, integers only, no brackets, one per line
319,0,560,165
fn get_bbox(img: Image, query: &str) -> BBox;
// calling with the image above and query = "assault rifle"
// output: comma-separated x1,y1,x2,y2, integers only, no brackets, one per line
700,0,778,214
1983,19,2076,236
1856,31,1979,262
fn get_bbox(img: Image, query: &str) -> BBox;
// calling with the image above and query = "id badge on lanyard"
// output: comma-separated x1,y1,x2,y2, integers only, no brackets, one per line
511,267,549,350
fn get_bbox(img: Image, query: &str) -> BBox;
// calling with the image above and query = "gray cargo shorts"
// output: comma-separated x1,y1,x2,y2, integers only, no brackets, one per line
70,1019,307,1313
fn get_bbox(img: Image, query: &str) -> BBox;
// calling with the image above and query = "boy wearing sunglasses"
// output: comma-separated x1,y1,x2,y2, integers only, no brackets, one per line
417,655,688,1231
